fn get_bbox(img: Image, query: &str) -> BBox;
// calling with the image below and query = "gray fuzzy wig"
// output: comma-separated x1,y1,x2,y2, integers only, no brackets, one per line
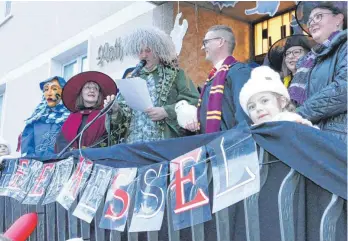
123,27,178,68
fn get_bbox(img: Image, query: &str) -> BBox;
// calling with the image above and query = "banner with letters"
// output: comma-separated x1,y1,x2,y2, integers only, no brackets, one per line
0,131,260,232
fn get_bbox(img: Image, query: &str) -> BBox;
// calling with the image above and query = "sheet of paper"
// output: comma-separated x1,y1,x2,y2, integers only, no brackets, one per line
115,77,153,112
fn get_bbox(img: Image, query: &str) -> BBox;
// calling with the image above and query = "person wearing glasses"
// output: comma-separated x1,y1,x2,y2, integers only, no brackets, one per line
289,1,347,143
55,71,117,153
186,25,252,133
268,35,314,88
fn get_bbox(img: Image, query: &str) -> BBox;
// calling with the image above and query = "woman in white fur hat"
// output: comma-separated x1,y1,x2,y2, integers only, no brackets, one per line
0,136,12,164
239,66,314,126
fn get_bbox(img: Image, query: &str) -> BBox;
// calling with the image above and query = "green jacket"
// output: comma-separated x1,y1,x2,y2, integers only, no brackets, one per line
108,66,199,144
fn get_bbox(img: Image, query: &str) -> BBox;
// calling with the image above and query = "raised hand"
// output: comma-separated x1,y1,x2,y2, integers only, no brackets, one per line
103,94,119,112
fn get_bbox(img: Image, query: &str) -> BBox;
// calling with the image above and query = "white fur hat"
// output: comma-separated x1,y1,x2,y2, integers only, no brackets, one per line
0,136,11,153
239,66,290,115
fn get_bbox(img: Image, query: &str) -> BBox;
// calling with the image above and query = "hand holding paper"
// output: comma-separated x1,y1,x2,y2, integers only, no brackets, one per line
115,77,153,112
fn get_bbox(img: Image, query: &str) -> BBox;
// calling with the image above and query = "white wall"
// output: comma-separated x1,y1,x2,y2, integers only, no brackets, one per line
0,1,174,157
0,1,133,78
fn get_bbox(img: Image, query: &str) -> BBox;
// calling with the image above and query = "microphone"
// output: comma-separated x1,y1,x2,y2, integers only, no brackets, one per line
129,60,147,78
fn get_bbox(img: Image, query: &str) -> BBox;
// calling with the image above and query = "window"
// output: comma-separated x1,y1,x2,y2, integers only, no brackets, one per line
0,94,3,132
62,55,88,81
254,10,296,56
5,1,11,17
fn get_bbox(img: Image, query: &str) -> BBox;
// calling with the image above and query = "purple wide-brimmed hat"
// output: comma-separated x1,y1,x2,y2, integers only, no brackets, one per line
295,1,347,35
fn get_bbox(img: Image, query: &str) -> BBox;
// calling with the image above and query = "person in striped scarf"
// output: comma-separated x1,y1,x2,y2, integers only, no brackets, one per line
187,25,252,133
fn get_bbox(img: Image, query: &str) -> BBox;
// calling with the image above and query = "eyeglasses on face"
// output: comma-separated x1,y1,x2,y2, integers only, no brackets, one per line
307,12,334,27
83,85,99,92
284,49,304,58
202,37,222,47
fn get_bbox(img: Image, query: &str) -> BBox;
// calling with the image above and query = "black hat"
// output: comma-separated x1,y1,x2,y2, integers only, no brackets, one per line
268,35,315,72
295,1,347,35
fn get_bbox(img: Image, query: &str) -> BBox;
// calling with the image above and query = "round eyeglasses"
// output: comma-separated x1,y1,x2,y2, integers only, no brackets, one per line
307,12,334,27
83,85,99,92
284,49,304,59
202,37,222,48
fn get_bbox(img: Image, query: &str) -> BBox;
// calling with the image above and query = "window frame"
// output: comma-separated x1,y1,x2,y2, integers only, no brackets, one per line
61,54,88,81
253,8,296,57
0,1,13,28
4,1,11,17
0,92,5,133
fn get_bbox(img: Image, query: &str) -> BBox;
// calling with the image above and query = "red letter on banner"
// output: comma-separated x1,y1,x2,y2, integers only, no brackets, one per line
170,148,209,214
105,174,130,220
29,163,55,196
9,159,30,189
68,157,93,197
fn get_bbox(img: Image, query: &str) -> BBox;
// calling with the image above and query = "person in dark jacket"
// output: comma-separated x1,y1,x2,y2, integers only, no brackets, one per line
186,25,252,133
55,71,117,153
20,76,70,159
290,1,347,143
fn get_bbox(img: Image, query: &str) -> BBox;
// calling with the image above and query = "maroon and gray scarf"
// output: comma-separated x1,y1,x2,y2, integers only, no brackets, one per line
197,56,237,133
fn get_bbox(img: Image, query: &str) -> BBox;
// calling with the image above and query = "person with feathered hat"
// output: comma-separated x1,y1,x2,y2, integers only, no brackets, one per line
103,27,199,144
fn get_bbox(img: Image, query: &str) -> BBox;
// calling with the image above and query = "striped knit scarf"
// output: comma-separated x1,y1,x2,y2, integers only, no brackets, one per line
197,56,237,133
289,31,340,105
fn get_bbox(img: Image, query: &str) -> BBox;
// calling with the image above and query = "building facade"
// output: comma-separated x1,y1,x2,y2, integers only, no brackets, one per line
0,1,296,157
0,1,174,156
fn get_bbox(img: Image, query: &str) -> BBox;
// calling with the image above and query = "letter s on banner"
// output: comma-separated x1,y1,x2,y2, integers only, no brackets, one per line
128,163,168,232
99,168,137,231
105,184,129,220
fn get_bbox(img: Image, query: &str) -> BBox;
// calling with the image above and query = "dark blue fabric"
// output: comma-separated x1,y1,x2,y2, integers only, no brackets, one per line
13,121,347,241
21,121,63,159
41,121,346,200
122,67,135,79
27,121,346,199
251,121,347,199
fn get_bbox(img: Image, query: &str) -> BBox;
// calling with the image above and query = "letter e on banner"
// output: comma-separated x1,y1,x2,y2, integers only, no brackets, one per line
169,147,211,230
30,163,55,196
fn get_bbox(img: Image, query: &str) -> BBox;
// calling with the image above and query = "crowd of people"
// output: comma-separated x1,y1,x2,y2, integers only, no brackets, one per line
0,1,346,162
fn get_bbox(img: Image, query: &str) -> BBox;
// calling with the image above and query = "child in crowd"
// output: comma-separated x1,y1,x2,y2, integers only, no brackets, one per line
0,137,12,164
239,66,315,127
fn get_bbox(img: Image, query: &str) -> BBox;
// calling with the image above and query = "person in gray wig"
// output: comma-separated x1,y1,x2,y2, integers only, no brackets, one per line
104,27,199,144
